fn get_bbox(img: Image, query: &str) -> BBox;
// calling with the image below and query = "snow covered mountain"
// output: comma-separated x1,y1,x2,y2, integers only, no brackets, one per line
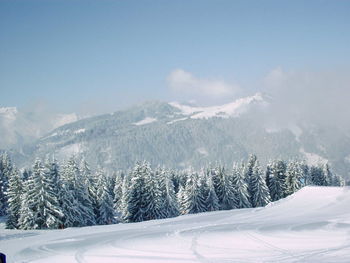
1,186,350,262
7,94,350,179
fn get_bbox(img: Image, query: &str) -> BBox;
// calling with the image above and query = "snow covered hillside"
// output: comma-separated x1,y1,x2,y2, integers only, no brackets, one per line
9,96,349,180
1,186,349,263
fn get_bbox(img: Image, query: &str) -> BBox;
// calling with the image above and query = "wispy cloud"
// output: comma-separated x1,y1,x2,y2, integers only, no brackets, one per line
167,69,240,104
262,67,350,129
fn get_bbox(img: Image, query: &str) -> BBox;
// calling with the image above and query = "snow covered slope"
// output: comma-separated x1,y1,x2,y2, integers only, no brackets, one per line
1,186,350,263
169,93,265,119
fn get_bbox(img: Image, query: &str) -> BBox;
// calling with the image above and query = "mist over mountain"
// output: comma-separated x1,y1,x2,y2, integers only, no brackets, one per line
5,93,349,180
0,105,78,150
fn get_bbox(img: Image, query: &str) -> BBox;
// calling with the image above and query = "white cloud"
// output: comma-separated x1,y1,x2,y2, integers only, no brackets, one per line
167,69,240,102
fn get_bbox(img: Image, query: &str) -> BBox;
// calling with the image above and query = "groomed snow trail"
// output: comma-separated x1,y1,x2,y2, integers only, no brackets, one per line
1,186,350,263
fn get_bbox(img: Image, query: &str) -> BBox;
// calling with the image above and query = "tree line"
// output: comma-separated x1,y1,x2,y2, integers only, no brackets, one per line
0,153,345,229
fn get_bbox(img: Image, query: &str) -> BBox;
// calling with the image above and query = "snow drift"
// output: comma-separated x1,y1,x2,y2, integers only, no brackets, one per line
1,186,350,262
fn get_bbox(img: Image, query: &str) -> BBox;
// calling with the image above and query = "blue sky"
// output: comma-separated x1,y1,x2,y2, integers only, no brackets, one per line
1,0,350,114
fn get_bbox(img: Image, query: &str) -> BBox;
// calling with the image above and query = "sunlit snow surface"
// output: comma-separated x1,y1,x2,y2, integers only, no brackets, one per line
169,93,265,119
1,186,350,263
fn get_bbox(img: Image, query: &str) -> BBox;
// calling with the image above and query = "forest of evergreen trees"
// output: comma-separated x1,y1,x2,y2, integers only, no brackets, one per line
0,153,345,230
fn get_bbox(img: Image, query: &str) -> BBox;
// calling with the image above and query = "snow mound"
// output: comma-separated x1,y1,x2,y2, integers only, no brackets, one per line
169,93,265,119
1,186,350,263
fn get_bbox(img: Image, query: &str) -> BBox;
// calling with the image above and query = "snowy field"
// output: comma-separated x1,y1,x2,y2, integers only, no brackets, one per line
1,186,350,263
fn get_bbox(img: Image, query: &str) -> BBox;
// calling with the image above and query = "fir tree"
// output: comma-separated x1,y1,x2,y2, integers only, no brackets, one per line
58,179,79,228
170,170,181,194
245,154,257,204
250,161,271,207
286,161,302,195
323,163,333,186
40,158,64,229
310,165,327,186
5,168,22,229
91,168,104,221
267,174,280,202
299,161,311,186
265,161,273,189
62,157,95,227
21,169,31,181
213,166,238,210
18,177,37,229
268,160,287,201
0,153,12,216
177,182,187,215
113,172,124,216
97,173,116,225
122,162,147,222
17,160,40,229
331,173,345,186
80,159,96,207
119,174,131,219
142,165,167,220
202,170,219,212
18,159,64,229
232,163,251,208
181,171,207,214
160,168,179,218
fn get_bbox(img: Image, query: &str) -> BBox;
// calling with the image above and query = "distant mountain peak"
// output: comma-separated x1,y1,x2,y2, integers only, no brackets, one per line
169,93,266,119
0,107,78,149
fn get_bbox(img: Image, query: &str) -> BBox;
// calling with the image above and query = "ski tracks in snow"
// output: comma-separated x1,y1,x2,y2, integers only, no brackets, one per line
3,187,350,263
